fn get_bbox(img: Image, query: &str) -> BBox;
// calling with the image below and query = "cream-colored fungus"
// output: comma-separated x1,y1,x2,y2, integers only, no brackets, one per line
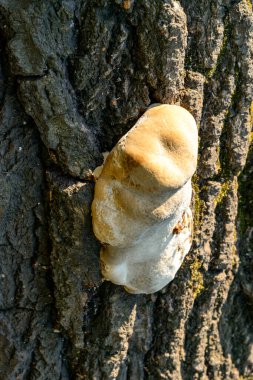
92,104,198,294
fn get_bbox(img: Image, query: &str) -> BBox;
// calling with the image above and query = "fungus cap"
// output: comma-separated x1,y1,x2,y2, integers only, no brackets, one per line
101,104,198,192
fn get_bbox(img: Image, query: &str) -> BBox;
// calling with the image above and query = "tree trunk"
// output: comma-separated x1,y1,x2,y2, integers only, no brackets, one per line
0,1,253,379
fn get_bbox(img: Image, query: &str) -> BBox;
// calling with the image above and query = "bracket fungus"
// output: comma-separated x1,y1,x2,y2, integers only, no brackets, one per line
91,104,198,294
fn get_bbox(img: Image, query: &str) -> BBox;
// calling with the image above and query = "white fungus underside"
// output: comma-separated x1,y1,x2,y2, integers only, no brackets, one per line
100,184,193,294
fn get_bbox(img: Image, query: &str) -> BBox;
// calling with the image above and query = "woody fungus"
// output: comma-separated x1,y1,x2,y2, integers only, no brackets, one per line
91,104,198,294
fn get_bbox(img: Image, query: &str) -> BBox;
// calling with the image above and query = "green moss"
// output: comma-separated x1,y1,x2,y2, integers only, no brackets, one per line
205,66,216,79
189,258,204,299
231,244,238,268
244,0,253,11
214,180,231,206
192,175,205,231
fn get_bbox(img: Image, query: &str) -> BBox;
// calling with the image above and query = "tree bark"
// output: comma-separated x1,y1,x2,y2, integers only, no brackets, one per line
0,0,253,379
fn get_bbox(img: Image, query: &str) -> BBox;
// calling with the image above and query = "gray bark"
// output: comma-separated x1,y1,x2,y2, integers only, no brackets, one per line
0,0,253,379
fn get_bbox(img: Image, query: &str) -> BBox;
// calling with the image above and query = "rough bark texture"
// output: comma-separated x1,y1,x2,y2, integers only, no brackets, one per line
0,0,253,379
